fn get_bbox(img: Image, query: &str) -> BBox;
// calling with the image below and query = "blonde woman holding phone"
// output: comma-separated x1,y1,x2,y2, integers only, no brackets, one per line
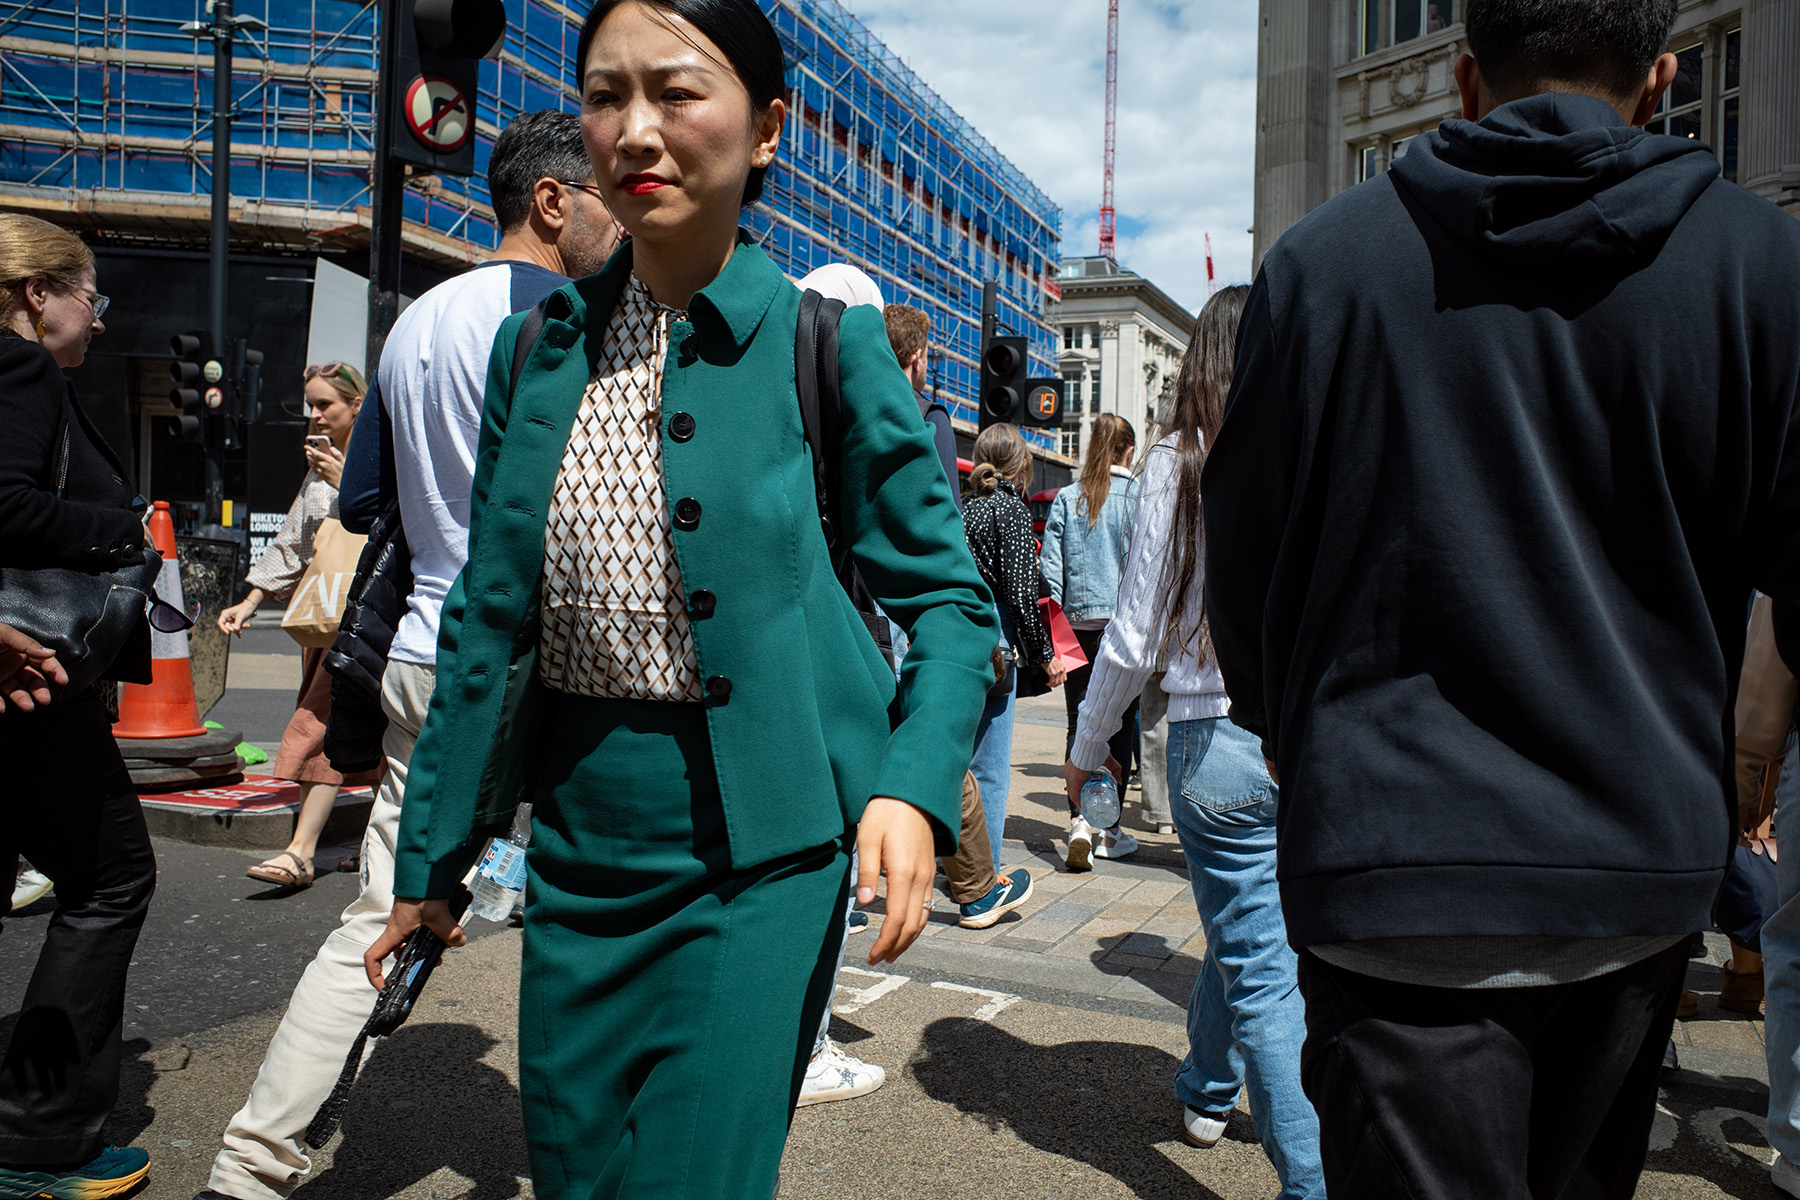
219,362,381,889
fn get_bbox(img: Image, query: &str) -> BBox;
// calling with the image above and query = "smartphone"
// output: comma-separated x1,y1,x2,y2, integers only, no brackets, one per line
305,435,331,451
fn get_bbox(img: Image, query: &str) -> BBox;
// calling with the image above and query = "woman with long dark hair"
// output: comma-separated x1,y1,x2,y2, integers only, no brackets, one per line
1041,411,1139,867
365,3,997,1195
1061,285,1323,1198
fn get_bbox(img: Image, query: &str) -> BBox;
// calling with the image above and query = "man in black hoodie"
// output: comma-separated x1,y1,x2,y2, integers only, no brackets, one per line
1201,0,1800,1195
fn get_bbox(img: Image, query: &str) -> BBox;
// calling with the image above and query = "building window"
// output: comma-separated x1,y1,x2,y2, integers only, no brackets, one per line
1721,28,1741,182
1090,362,1103,414
1390,135,1414,163
1646,42,1703,141
1063,325,1076,350
1359,144,1380,182
1061,429,1082,459
1360,0,1453,55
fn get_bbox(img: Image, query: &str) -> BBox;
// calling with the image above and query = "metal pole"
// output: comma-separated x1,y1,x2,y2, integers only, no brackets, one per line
981,280,997,348
205,0,234,525
366,0,405,379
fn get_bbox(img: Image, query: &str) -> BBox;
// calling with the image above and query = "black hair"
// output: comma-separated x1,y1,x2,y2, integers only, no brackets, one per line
576,0,786,206
1464,0,1679,98
488,110,593,232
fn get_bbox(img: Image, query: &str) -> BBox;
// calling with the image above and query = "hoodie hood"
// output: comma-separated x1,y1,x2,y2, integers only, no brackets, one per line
1389,92,1720,265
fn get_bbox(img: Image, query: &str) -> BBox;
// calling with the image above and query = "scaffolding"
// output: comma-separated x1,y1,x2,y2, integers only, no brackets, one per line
0,0,1064,443
758,0,1063,446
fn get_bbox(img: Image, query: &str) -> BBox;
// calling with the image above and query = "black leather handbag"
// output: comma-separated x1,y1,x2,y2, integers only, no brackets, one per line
0,426,161,695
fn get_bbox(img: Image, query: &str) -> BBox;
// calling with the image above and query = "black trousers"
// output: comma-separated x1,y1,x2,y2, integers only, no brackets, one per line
0,693,156,1165
1063,624,1138,812
1297,942,1688,1200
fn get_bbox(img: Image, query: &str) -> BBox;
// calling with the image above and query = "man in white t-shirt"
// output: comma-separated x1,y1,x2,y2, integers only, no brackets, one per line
198,110,618,1200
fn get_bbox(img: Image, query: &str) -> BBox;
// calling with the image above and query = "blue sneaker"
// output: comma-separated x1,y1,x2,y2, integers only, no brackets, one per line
959,869,1033,929
0,1146,149,1198
845,910,869,935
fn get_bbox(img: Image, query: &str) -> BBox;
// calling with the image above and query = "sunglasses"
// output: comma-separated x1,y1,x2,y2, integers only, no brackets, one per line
147,589,199,634
303,361,354,382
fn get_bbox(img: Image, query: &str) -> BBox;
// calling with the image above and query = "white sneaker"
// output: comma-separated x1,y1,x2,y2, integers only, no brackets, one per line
1066,817,1096,872
1181,1106,1227,1148
11,864,52,910
1773,1153,1800,1198
797,1040,885,1107
1094,827,1139,860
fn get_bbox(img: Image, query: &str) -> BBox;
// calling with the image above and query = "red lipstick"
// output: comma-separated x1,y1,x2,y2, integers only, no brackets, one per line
621,173,669,196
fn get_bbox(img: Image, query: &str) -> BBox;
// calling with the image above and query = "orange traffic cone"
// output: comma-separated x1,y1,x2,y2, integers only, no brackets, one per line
113,501,207,739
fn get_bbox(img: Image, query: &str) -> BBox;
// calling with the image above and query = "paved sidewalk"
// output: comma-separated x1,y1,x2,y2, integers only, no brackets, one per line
77,690,1782,1199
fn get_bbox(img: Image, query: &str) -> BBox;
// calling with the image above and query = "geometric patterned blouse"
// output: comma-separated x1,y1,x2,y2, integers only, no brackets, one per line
538,275,704,702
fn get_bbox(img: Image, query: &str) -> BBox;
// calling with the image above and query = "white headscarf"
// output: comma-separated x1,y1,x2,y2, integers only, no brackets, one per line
797,263,886,309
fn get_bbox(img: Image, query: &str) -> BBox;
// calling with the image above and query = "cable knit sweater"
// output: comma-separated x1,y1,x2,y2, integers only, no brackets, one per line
1070,434,1229,773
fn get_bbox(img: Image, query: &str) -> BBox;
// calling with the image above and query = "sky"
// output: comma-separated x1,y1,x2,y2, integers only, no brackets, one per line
842,0,1258,317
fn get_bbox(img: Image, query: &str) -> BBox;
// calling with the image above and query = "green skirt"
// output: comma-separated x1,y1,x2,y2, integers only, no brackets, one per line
521,693,851,1200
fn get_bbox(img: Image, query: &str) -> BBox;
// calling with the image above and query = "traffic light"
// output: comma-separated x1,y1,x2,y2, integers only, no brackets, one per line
977,336,1064,433
979,336,1028,430
385,0,508,177
169,332,221,445
224,338,265,450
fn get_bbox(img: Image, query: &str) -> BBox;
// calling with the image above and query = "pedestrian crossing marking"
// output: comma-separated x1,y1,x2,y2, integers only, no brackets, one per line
930,981,1021,1021
833,967,910,1014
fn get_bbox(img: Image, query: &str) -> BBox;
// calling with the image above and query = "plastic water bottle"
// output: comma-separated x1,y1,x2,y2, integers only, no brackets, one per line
1079,770,1121,830
468,803,533,922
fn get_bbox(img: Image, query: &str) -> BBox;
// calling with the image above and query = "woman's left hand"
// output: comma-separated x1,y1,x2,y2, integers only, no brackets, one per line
856,796,936,966
1043,656,1068,688
1062,755,1123,811
305,441,346,489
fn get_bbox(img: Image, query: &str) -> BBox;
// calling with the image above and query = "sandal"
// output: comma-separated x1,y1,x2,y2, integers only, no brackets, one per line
336,854,360,874
246,850,314,890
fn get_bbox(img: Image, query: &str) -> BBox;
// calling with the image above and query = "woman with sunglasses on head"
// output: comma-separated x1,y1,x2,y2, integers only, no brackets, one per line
0,213,156,1198
363,2,996,1196
219,362,383,890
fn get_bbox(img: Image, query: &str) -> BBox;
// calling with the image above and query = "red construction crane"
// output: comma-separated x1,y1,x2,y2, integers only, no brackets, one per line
1098,0,1119,259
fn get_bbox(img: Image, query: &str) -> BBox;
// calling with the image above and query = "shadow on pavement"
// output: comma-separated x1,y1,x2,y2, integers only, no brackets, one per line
910,1016,1228,1200
292,1023,528,1200
1648,1075,1778,1200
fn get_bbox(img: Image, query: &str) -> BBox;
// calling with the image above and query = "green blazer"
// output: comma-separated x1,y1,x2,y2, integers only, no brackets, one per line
392,236,1001,899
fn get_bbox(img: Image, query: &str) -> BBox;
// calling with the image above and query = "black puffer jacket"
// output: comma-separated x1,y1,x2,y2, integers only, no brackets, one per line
323,499,412,774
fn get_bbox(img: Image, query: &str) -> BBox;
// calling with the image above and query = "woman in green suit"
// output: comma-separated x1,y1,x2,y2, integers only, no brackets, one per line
364,1,998,1197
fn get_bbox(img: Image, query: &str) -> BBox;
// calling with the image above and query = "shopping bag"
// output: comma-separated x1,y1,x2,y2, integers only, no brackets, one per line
1041,596,1089,669
281,518,367,648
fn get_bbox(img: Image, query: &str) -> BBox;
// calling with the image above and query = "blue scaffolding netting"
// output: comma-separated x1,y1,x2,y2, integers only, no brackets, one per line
0,0,1063,447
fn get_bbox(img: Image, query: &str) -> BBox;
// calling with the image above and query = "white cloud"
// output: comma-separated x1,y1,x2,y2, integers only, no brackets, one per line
841,0,1257,316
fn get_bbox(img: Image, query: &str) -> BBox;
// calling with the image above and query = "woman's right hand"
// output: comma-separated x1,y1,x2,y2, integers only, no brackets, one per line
364,898,466,989
217,590,263,637
1043,656,1068,688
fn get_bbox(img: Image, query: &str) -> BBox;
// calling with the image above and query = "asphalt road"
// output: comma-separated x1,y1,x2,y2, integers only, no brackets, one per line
0,667,1786,1199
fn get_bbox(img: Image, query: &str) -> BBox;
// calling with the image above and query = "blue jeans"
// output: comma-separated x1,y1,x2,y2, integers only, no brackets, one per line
968,607,1017,876
1766,729,1800,1162
1169,717,1324,1200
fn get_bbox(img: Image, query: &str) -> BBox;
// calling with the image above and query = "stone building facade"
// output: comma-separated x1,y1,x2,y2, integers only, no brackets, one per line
1047,257,1194,464
1253,0,1800,268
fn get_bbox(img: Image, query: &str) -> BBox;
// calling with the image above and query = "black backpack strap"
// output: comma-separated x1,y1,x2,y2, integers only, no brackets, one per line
795,289,838,539
509,302,548,405
795,289,895,675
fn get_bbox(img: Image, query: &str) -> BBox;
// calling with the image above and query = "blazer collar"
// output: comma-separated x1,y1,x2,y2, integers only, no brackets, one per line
543,228,782,350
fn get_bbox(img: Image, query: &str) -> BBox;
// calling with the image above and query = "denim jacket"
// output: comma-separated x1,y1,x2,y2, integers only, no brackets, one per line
1041,467,1138,623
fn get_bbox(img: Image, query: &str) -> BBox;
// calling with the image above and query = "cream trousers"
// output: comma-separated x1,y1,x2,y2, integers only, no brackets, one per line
206,660,435,1200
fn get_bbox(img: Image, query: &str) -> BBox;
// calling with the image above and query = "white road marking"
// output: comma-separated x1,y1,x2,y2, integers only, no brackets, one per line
833,967,910,1014
931,980,1021,1021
